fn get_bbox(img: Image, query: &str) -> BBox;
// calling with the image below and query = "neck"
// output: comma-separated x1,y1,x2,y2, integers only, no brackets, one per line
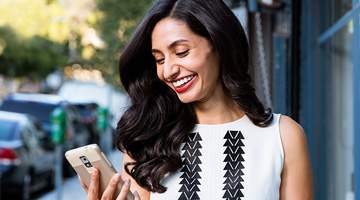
193,84,245,124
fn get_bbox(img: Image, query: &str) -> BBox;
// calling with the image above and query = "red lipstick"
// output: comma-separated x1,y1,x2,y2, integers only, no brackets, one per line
174,75,197,93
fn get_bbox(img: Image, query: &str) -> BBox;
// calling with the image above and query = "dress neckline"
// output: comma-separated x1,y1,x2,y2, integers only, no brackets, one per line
194,113,248,128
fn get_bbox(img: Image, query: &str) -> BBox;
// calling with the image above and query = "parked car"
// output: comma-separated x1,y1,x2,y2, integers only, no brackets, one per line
0,111,55,200
58,80,130,129
0,93,91,176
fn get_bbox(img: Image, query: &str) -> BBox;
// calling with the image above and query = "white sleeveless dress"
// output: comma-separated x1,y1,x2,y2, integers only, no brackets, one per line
150,113,284,200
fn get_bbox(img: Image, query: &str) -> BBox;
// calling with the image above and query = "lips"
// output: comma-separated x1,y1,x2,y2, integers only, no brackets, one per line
172,74,197,93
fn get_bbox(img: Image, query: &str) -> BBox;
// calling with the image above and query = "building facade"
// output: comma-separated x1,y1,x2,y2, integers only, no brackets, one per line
231,0,360,199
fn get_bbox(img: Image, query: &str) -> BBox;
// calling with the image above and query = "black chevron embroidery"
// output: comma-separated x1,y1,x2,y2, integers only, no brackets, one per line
223,130,245,200
178,132,202,200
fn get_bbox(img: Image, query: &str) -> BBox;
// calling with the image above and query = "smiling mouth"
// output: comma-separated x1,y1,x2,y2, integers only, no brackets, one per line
172,74,197,93
172,74,195,87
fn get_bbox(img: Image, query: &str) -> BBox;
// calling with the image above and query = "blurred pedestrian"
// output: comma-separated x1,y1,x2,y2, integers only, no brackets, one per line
80,0,313,199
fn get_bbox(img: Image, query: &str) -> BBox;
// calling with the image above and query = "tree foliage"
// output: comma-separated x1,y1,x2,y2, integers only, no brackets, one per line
91,0,153,85
0,0,69,79
0,0,153,84
0,26,67,78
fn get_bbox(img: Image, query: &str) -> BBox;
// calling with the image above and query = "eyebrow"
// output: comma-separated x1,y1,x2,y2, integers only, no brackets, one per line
151,39,189,53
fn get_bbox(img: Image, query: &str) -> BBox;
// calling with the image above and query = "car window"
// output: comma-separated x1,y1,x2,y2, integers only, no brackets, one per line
21,126,42,154
76,104,93,117
0,100,57,124
0,119,20,141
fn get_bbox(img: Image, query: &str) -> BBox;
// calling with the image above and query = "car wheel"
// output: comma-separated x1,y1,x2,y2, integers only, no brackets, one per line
21,173,31,200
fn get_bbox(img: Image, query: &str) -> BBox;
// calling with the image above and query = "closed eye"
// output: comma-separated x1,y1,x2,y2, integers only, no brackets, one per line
155,58,165,64
176,50,189,57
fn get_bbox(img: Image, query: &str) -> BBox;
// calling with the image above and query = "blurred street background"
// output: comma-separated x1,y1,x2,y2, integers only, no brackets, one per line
0,0,359,200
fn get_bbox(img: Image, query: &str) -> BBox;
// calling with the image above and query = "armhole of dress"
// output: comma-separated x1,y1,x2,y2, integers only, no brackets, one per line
276,114,285,171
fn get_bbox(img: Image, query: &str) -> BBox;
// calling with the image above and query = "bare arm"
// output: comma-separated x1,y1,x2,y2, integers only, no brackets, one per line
279,115,313,200
120,152,151,200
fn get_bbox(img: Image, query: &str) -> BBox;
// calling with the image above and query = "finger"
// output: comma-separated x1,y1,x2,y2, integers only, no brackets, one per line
78,175,88,192
88,168,100,200
133,191,141,200
116,179,131,200
101,173,121,200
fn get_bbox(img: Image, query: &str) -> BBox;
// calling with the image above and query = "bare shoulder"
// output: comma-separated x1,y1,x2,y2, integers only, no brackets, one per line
278,115,313,200
120,152,151,200
279,115,307,153
278,115,309,169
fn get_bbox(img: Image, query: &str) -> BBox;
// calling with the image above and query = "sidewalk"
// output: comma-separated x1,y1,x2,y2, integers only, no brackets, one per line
39,150,123,200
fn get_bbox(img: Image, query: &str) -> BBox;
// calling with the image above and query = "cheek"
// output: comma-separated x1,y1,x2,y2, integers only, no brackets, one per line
185,59,212,78
156,66,164,81
184,49,214,72
200,54,220,80
180,56,203,72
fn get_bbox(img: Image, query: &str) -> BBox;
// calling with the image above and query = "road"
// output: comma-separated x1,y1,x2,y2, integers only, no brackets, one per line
38,150,123,200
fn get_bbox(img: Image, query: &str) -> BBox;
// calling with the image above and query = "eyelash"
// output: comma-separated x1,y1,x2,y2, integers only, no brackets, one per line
176,50,189,57
155,50,189,64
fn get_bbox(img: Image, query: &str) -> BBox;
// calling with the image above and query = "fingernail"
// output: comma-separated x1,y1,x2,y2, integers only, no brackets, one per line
134,190,139,197
124,179,130,186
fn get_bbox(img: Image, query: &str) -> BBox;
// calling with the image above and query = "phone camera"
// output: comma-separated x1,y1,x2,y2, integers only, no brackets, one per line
79,156,93,168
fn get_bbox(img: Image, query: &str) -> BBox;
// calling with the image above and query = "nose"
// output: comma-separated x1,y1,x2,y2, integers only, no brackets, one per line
163,58,180,81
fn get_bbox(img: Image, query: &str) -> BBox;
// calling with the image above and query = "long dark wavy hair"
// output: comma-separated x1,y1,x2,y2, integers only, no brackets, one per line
116,0,273,193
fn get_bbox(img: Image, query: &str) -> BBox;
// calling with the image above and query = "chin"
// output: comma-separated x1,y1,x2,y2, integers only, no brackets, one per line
177,97,193,103
168,82,202,103
176,92,200,104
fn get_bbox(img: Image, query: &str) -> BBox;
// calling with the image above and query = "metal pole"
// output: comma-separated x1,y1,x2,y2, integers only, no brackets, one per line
106,86,112,154
352,1,360,200
55,144,63,200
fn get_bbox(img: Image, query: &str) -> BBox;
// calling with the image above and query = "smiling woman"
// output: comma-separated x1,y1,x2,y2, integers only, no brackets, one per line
80,0,313,200
151,18,221,102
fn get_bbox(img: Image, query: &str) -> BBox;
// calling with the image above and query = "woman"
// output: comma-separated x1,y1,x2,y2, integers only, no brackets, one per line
81,0,313,199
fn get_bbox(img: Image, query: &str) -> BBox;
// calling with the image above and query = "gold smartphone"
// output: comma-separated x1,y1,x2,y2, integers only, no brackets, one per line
65,144,134,200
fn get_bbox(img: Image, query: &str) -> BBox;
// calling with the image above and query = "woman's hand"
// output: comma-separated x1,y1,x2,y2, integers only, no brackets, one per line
79,168,141,200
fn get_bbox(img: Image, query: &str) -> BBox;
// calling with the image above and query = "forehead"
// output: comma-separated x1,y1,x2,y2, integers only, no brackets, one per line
151,17,199,49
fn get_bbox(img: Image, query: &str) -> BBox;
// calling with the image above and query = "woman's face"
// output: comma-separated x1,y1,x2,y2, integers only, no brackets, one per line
151,17,221,103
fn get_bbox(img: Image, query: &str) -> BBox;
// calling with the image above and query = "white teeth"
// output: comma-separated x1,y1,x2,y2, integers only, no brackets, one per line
173,75,194,87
